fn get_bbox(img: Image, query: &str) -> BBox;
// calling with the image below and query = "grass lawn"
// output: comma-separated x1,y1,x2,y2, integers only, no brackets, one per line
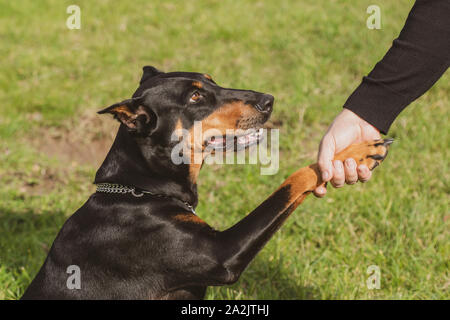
0,0,448,299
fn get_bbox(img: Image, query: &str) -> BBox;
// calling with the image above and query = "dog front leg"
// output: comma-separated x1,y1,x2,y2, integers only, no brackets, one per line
212,139,392,284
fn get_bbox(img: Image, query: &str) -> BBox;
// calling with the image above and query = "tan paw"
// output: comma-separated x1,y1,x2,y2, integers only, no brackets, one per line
334,138,393,170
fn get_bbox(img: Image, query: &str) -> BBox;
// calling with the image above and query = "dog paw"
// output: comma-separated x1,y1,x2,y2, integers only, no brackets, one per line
334,138,393,170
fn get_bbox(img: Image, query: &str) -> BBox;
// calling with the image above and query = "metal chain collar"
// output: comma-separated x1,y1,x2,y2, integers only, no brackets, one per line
95,183,196,214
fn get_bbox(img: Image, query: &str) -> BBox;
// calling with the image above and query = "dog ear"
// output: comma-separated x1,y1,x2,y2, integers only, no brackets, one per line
98,97,154,133
140,66,163,84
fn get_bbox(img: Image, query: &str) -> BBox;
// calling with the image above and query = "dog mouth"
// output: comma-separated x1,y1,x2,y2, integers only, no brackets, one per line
205,127,265,151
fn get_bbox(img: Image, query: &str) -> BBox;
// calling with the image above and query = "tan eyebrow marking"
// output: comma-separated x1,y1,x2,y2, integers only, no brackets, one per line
203,74,212,80
192,81,203,88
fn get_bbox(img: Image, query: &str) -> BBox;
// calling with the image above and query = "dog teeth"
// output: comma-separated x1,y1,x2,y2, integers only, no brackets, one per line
236,128,263,145
207,128,264,150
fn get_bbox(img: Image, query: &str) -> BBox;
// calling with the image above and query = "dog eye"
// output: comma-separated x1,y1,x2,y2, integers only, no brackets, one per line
189,91,202,104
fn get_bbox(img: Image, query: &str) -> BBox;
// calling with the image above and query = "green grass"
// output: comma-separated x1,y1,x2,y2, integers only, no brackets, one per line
0,0,448,300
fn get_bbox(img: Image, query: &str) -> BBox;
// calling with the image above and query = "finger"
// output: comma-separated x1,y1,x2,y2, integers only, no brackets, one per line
357,165,372,182
313,185,327,198
344,158,358,184
317,136,335,182
331,160,345,188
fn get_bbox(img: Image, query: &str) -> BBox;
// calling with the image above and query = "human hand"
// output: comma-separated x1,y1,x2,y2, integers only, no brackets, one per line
314,108,381,197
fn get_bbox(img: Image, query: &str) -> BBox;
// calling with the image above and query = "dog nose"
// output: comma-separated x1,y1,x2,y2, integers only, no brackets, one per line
254,94,274,114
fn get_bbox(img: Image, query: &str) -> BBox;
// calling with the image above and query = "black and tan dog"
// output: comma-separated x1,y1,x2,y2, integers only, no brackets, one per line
22,67,392,299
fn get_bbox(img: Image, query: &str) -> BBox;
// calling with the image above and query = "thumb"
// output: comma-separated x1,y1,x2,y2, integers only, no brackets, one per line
317,135,335,182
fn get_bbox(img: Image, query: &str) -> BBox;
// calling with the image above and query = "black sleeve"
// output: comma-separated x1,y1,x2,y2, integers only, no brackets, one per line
343,0,450,134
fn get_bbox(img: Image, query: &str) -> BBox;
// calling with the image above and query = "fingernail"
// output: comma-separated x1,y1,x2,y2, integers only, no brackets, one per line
322,171,329,181
334,160,343,170
318,186,326,195
358,165,368,174
345,158,355,169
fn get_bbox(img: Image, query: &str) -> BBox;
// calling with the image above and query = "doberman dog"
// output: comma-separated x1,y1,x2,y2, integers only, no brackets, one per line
22,66,392,299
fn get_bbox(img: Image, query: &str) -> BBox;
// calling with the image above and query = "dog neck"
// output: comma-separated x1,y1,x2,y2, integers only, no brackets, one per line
94,125,198,208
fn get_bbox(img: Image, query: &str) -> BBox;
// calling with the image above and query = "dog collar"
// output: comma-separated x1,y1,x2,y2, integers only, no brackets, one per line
95,183,196,215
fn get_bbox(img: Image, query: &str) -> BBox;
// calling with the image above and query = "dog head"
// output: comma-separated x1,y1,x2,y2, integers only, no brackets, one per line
98,66,274,181
99,66,273,148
